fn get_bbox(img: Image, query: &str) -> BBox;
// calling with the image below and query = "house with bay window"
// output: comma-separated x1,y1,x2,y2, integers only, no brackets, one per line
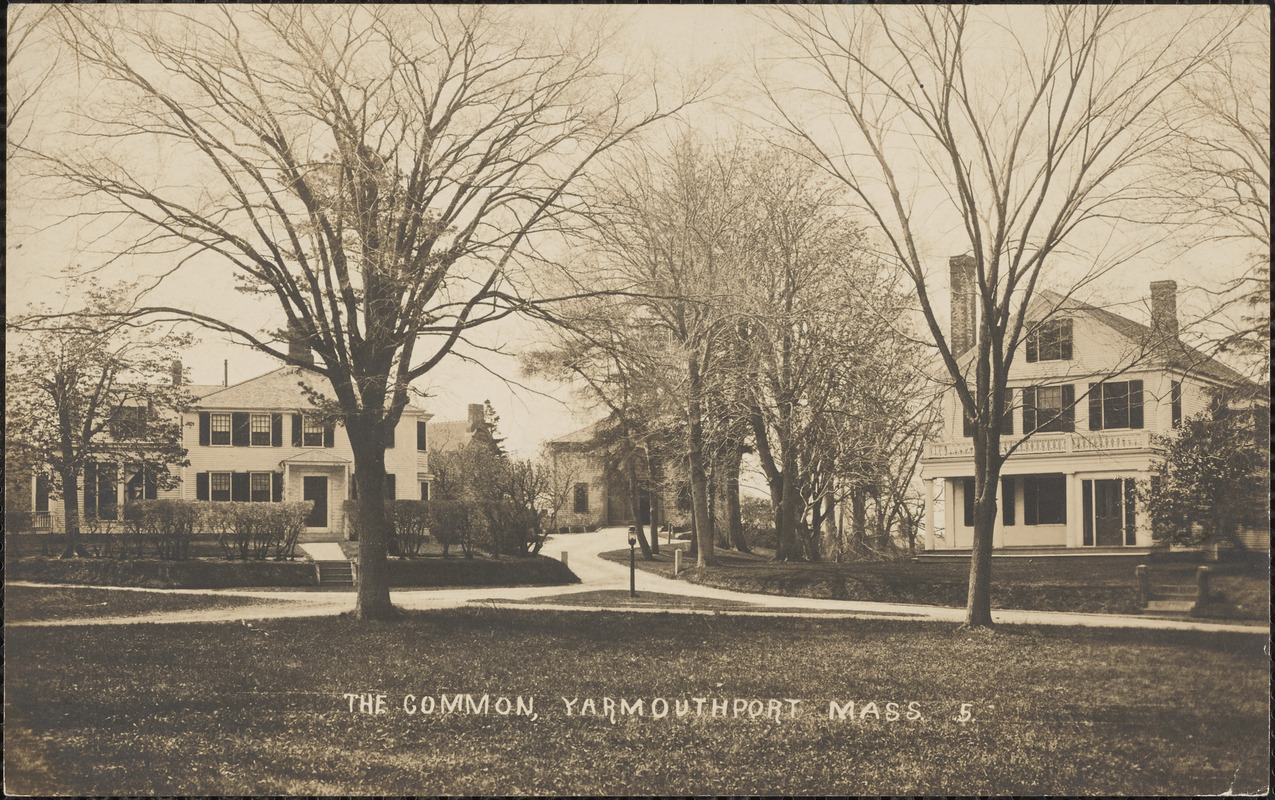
31,359,433,542
919,255,1252,554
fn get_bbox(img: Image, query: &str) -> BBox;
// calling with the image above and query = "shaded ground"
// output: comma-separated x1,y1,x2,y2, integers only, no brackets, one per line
4,584,276,623
603,548,1268,618
5,609,1267,796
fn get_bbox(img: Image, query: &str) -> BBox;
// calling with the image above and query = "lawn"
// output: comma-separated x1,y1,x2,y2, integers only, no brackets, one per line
604,547,1269,618
5,610,1268,795
5,584,276,623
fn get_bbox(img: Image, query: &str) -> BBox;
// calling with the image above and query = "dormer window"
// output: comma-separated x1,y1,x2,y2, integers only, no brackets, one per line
1025,318,1073,362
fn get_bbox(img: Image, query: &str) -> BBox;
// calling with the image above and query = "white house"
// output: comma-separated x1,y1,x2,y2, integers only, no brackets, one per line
919,256,1253,554
31,352,433,542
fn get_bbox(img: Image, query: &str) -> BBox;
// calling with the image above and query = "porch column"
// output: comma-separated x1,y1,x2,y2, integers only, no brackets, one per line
1065,471,1081,548
1134,472,1153,546
993,478,1006,549
924,477,936,551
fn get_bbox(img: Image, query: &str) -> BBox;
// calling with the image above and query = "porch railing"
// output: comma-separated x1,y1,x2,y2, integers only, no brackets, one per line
924,429,1156,460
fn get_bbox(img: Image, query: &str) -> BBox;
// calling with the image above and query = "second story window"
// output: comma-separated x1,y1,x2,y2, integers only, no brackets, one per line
210,413,232,445
1088,380,1144,430
250,414,272,446
303,417,325,448
1023,385,1075,433
1170,380,1182,428
1025,318,1073,362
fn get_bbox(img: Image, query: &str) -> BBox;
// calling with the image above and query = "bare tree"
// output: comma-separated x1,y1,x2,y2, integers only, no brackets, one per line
34,6,704,619
6,5,60,159
763,6,1239,626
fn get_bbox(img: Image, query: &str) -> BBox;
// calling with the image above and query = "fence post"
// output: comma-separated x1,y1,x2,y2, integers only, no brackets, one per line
1135,564,1149,607
560,551,568,570
674,548,682,576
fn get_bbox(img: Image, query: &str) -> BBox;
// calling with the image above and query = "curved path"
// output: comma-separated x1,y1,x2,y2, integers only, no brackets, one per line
8,527,1264,633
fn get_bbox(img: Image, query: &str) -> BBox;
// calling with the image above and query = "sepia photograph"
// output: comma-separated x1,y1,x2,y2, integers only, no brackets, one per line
5,4,1269,795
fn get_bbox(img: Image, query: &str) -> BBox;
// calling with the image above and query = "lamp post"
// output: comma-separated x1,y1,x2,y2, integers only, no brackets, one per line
627,525,637,598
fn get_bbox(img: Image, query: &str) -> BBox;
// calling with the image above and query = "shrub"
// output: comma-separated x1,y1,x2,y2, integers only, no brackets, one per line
198,502,310,560
389,500,431,557
425,500,482,559
6,509,34,534
122,500,200,560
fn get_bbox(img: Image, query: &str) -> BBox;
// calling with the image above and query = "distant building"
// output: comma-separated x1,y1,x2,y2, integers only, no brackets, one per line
30,352,432,542
919,257,1260,554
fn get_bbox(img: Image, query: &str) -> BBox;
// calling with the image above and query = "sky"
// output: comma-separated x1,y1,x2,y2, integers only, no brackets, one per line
6,5,1267,466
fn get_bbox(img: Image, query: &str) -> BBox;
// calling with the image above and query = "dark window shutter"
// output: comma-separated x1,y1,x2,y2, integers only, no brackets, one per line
1059,319,1073,360
232,412,250,447
1128,380,1143,429
1170,381,1182,428
35,474,50,513
385,472,397,499
962,406,974,438
199,412,211,446
196,472,210,501
1000,389,1014,435
272,472,284,502
1082,480,1094,546
292,414,303,447
1025,330,1038,362
1023,476,1038,526
962,478,975,528
1123,478,1137,545
350,472,357,500
1089,383,1102,430
1060,384,1075,432
1022,387,1037,433
231,472,251,502
386,423,395,449
417,421,428,451
1001,476,1015,526
323,425,335,449
421,482,430,501
84,462,98,516
272,413,284,447
144,468,158,500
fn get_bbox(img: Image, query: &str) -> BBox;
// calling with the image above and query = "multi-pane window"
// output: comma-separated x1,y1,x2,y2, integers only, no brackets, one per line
1088,380,1144,430
210,472,232,502
250,472,272,502
1025,318,1073,362
420,482,430,501
1024,385,1075,433
250,414,272,446
573,483,589,514
210,413,232,445
303,417,325,447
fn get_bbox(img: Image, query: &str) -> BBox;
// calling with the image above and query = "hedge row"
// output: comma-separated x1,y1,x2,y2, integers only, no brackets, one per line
66,500,311,561
347,499,551,559
6,556,315,589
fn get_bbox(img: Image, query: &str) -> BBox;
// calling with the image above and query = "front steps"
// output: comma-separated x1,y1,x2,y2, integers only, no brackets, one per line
1137,565,1209,616
316,560,355,586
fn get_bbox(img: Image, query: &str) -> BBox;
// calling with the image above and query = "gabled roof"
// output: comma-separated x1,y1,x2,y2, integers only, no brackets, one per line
1030,290,1251,387
194,367,428,412
280,449,351,465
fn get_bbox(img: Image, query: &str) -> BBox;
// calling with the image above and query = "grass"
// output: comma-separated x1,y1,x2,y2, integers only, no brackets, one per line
5,584,276,623
605,547,1269,618
4,610,1267,795
505,589,763,611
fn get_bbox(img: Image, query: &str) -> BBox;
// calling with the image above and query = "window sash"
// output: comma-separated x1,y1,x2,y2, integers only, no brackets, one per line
210,413,232,445
573,483,589,514
250,414,273,446
210,472,232,502
302,417,325,448
250,472,272,502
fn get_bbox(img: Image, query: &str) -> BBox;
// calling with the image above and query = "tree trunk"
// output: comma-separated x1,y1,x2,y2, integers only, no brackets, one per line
724,447,748,553
965,424,1003,628
687,357,715,567
646,452,661,555
773,450,802,561
59,468,85,559
850,486,867,556
349,423,395,620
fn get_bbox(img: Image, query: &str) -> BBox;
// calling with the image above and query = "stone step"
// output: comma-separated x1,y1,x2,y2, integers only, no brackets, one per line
1151,585,1196,597
1145,599,1194,613
316,560,354,585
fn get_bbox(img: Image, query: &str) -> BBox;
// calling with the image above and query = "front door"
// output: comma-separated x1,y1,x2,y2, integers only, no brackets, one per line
1093,479,1123,546
303,476,328,528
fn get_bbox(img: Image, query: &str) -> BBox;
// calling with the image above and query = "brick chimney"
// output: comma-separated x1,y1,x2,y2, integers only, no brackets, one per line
170,359,183,387
287,321,314,366
950,254,977,356
1150,280,1178,341
467,403,485,432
